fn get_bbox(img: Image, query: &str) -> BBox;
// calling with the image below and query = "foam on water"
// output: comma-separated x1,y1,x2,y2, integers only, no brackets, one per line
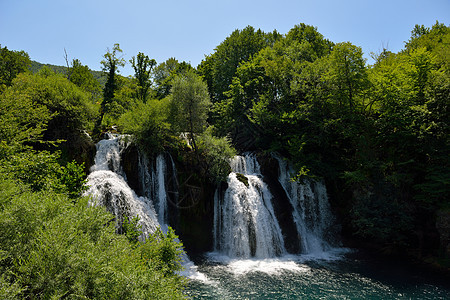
206,252,311,276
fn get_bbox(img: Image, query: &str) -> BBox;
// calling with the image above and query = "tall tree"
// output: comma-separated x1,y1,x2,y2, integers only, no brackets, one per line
153,58,193,99
169,70,211,152
69,59,102,102
100,43,125,120
198,26,276,103
130,52,156,102
0,45,31,89
324,42,368,109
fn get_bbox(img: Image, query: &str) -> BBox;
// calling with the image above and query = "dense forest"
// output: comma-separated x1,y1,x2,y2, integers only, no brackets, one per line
1,21,449,298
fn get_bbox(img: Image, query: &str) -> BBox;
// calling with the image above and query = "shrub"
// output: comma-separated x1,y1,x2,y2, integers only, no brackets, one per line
0,178,186,299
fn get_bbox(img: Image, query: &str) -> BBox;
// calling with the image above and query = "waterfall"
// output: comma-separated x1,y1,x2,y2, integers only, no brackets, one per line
137,152,178,231
85,134,208,281
90,133,127,176
214,154,286,258
84,134,159,238
275,156,335,254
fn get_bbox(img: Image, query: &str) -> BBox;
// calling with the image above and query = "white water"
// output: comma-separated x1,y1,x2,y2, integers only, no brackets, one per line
212,153,339,267
85,134,207,281
214,154,286,259
84,134,159,238
137,152,172,230
275,156,335,254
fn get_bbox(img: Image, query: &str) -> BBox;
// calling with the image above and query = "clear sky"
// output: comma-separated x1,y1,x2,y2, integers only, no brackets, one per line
1,0,449,76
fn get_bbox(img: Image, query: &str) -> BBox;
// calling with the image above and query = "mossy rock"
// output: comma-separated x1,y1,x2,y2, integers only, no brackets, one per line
236,173,249,187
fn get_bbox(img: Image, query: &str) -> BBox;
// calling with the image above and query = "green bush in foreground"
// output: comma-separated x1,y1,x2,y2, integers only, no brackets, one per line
0,178,186,299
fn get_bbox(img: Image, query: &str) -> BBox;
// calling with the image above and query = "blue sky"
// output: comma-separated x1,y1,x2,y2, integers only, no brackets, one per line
1,0,449,76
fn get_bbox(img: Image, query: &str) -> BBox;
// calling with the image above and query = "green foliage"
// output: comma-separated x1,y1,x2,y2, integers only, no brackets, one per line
122,215,142,246
0,46,186,296
169,70,211,152
140,227,185,276
235,173,249,187
130,52,157,102
101,43,126,121
102,76,138,127
30,60,106,86
5,72,98,137
3,150,62,192
323,42,369,109
0,45,31,89
119,98,171,154
59,160,88,199
350,189,414,247
202,21,449,251
154,58,194,99
0,85,51,157
0,179,186,299
68,58,102,103
198,26,277,102
198,127,236,183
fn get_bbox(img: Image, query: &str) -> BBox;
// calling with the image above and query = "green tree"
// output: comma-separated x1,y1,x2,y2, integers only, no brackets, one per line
0,179,186,299
101,43,125,121
323,42,369,110
0,83,51,157
68,58,102,103
130,52,156,102
169,70,211,152
140,227,185,276
198,127,236,183
198,26,276,103
6,72,98,139
153,58,194,99
0,45,31,89
118,98,171,154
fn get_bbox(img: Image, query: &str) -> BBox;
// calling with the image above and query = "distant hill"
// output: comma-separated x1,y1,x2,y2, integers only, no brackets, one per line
30,60,106,86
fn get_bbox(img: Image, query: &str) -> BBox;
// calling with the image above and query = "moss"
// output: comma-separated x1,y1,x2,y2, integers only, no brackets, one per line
236,173,249,187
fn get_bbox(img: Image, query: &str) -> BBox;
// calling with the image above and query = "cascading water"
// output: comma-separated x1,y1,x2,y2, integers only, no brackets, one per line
137,152,178,231
136,148,208,281
214,153,286,258
84,134,159,238
84,134,208,281
275,156,336,254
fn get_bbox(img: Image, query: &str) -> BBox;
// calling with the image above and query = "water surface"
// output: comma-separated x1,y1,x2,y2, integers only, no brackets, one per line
185,250,450,299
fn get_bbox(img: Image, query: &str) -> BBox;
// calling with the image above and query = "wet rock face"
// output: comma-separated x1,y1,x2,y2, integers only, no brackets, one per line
172,157,217,256
121,144,141,195
436,210,450,257
66,131,97,174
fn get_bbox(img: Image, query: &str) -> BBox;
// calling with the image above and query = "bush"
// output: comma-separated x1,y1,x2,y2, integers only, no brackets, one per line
7,72,98,136
140,227,185,276
0,178,186,299
118,98,171,154
198,127,236,183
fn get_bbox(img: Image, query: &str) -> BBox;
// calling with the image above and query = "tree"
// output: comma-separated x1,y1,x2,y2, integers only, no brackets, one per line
198,26,275,103
12,72,97,135
100,43,125,120
0,45,31,89
0,79,51,158
323,42,368,109
68,59,102,103
153,58,193,99
130,52,156,102
169,70,211,152
118,98,171,155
